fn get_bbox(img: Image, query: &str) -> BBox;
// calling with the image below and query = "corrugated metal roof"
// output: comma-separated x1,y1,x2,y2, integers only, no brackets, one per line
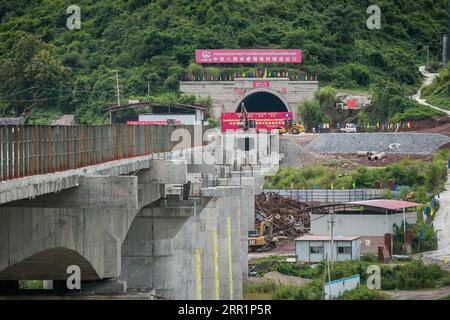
349,199,419,210
295,235,361,241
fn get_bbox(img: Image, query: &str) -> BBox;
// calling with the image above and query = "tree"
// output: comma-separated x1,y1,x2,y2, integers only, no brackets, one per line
0,34,72,115
427,160,447,193
315,86,336,109
298,99,322,131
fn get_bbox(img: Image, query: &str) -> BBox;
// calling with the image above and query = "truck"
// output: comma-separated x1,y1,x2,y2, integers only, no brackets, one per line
340,123,358,133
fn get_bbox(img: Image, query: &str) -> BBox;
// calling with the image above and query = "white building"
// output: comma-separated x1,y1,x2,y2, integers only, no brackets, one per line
310,200,418,254
138,113,199,125
295,235,361,263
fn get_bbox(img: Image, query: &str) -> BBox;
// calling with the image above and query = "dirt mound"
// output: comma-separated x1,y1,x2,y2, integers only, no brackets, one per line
398,117,450,136
51,114,75,126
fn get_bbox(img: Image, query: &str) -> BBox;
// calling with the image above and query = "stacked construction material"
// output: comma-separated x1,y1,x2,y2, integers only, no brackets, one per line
255,192,319,237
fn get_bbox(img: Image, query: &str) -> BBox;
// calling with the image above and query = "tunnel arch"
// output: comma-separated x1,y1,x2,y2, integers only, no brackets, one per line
235,89,290,113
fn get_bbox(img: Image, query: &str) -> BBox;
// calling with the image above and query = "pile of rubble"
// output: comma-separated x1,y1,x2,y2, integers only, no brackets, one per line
255,192,318,238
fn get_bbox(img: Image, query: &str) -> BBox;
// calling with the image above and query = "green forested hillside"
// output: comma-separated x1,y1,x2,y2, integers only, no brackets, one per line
423,62,450,110
0,0,447,124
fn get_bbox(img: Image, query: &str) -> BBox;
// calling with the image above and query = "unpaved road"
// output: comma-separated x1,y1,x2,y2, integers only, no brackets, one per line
412,66,450,116
384,286,450,300
423,171,450,270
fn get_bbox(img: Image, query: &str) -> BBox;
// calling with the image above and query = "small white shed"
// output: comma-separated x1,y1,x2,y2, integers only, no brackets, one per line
295,235,361,263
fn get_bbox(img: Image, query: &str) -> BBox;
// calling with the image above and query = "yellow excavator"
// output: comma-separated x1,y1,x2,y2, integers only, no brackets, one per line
248,217,276,252
277,119,305,135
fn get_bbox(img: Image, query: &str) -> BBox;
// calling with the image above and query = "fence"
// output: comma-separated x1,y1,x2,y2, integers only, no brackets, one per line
260,188,400,203
0,124,201,182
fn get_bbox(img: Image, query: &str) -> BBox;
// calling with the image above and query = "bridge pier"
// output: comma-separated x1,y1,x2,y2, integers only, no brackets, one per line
121,181,253,300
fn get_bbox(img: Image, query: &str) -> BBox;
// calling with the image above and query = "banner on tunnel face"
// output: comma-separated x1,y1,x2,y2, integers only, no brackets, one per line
221,111,293,132
195,49,302,64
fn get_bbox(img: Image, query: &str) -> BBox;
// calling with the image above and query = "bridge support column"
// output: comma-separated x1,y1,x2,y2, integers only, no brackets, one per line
121,181,253,300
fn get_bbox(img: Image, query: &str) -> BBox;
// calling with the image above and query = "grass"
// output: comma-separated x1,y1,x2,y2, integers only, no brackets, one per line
264,151,449,203
19,280,43,290
243,281,277,300
424,96,450,111
244,292,273,300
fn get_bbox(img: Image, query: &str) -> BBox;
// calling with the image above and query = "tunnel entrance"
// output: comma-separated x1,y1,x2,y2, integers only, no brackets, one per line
236,91,288,112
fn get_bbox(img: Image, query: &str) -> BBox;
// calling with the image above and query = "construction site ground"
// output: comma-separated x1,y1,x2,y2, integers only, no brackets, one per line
280,123,450,170
248,239,295,260
382,286,450,300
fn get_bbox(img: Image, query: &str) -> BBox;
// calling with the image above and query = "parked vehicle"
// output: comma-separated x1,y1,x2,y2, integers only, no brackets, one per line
340,123,358,133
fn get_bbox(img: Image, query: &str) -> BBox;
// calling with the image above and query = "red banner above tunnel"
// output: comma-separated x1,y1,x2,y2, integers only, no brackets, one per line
221,112,293,132
195,49,302,64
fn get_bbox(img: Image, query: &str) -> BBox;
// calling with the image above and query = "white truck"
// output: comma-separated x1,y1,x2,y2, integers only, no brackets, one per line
340,123,358,133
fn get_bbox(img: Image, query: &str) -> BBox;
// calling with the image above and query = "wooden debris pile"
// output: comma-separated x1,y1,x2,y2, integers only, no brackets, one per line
255,192,319,237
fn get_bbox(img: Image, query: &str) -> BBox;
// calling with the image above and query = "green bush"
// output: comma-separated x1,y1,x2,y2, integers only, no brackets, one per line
380,260,444,290
264,155,447,194
360,254,378,263
390,105,446,123
19,280,43,289
273,280,323,300
337,285,389,300
243,281,278,294
207,117,218,129
380,188,392,199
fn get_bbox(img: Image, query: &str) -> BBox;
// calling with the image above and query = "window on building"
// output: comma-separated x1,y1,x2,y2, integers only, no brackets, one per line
338,246,351,254
310,246,324,254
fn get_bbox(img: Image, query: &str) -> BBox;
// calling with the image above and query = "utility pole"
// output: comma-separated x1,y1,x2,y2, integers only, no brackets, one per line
147,81,150,96
328,212,335,261
426,46,430,71
324,212,335,299
113,70,121,106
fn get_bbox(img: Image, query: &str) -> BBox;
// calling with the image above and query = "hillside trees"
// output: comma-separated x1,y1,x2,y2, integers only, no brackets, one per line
0,33,72,116
0,0,448,123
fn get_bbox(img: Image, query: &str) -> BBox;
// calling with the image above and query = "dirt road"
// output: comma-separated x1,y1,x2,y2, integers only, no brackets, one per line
412,66,450,116
423,171,450,270
384,286,450,300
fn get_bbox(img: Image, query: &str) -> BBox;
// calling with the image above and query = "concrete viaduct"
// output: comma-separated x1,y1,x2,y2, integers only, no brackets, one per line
180,77,319,119
0,124,273,299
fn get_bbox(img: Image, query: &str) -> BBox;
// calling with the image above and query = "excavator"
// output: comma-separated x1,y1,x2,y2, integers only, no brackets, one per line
248,217,276,252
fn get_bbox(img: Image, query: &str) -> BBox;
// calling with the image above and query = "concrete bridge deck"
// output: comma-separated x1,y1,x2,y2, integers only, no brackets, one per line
0,124,272,299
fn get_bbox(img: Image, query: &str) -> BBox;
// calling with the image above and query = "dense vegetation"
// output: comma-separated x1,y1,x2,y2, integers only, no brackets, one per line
423,62,450,111
264,149,450,202
247,256,450,299
0,0,448,123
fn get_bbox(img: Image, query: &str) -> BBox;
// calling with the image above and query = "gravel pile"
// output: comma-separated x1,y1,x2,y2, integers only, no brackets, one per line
309,133,450,155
